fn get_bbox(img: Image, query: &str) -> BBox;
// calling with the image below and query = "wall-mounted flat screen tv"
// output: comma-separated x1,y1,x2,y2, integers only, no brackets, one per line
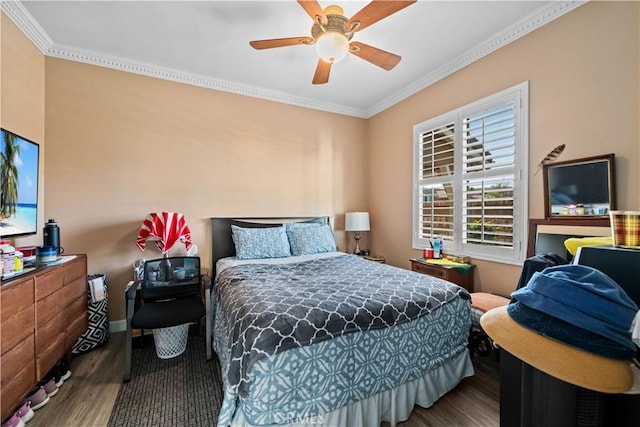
1,128,40,238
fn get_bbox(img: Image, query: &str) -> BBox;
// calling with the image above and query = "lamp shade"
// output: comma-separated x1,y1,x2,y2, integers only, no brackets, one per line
345,212,370,232
136,211,192,255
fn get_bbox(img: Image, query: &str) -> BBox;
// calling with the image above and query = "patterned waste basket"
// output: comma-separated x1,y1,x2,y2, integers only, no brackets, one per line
72,274,109,355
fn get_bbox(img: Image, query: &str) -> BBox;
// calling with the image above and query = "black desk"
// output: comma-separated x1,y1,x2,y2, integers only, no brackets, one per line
500,245,640,427
123,275,212,381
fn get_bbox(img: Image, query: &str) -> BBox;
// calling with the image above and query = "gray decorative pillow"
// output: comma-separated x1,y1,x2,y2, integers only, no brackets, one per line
289,224,336,256
231,225,291,260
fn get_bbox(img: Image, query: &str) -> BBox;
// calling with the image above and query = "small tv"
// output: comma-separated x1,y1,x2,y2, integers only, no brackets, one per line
543,153,615,218
1,128,40,238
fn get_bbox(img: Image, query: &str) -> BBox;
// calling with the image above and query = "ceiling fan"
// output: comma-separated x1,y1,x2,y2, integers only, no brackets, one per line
249,0,416,84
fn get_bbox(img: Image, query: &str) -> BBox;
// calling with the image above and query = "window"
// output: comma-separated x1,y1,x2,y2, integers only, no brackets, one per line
413,82,528,265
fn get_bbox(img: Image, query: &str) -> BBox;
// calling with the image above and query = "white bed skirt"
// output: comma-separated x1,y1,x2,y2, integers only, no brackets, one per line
230,350,475,427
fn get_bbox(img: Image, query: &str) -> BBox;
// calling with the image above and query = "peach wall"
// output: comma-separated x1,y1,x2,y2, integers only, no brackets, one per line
0,13,45,249
44,59,368,321
368,1,639,296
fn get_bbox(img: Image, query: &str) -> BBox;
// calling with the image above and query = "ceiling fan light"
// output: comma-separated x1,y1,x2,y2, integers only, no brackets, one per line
315,31,349,64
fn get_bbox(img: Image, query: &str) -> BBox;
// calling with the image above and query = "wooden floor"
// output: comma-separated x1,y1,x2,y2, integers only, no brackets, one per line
29,333,125,427
28,332,499,426
397,365,500,426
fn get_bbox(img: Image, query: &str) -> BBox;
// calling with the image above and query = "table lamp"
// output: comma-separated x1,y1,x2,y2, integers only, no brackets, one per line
345,212,370,255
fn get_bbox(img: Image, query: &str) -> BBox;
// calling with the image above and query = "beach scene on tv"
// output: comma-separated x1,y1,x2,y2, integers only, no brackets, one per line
1,129,39,238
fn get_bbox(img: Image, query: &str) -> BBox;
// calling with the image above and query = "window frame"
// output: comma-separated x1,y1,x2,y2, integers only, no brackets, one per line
412,82,529,265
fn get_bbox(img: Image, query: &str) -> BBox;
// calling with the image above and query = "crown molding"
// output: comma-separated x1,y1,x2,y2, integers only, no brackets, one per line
4,0,585,119
365,0,586,118
46,43,367,118
1,0,53,53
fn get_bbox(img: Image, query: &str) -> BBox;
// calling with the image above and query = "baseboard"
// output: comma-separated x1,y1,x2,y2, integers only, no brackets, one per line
110,320,126,333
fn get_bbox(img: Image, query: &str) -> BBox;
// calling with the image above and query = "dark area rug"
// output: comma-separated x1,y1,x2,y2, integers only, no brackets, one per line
108,335,224,427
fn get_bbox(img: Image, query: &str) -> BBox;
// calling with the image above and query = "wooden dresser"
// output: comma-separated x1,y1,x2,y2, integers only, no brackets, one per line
1,255,87,420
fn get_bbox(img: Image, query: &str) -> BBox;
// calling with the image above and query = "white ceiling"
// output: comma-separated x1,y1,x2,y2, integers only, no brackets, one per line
4,1,583,118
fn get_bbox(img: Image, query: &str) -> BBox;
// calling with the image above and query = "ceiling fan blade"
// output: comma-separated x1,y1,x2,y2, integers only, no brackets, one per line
297,0,327,25
348,1,416,33
312,59,331,85
349,41,401,71
250,36,314,50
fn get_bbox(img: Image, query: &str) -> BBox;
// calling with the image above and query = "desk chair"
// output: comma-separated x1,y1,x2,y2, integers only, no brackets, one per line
124,256,212,382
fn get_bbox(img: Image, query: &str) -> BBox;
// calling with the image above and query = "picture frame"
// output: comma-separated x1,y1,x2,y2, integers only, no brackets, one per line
542,153,615,219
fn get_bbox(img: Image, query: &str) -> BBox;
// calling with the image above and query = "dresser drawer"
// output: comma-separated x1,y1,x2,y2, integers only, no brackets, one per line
66,294,87,322
63,276,86,302
1,278,35,352
35,311,64,354
36,290,62,328
64,257,86,284
1,305,34,352
35,268,64,301
1,334,34,385
1,278,34,319
66,308,88,348
36,339,65,380
412,261,445,278
0,359,35,418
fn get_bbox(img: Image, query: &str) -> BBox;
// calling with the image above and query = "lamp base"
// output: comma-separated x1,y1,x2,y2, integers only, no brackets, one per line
353,233,362,255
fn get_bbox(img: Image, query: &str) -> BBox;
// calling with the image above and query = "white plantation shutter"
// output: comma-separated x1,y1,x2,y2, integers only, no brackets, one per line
462,176,514,246
462,103,516,249
413,82,528,264
420,123,455,179
416,122,455,242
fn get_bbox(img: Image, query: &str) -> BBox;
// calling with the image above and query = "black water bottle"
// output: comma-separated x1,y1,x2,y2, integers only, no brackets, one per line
43,219,63,254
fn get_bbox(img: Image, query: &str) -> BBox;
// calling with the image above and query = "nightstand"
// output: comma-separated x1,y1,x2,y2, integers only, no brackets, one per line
410,259,474,292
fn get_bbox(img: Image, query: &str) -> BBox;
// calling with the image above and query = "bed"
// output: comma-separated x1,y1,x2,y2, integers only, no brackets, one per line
210,217,474,427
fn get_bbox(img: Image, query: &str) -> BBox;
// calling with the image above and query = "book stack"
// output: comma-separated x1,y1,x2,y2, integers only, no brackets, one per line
444,254,471,264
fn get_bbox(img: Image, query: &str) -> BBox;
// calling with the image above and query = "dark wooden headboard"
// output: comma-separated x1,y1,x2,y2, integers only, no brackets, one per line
210,216,330,276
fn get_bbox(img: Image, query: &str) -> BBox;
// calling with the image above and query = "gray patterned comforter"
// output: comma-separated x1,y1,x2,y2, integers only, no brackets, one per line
213,253,470,396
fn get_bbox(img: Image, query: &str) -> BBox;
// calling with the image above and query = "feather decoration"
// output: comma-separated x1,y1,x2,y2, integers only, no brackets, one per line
534,144,566,175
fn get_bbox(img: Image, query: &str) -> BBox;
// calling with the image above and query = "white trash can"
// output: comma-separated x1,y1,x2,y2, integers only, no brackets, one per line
152,323,189,359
